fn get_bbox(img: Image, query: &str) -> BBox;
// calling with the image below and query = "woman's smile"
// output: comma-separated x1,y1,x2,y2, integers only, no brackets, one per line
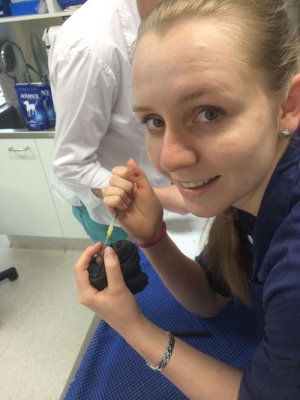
176,176,221,197
179,176,220,189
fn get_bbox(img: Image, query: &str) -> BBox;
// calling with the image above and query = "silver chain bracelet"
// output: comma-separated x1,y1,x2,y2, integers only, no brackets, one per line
146,332,175,371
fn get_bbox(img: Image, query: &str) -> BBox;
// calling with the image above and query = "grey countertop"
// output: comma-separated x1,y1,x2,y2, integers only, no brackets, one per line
0,129,55,139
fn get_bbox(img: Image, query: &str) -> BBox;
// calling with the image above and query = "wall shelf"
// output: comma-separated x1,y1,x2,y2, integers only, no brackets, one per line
0,11,72,24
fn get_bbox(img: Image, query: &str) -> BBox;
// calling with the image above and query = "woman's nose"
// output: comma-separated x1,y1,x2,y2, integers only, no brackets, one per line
159,128,197,172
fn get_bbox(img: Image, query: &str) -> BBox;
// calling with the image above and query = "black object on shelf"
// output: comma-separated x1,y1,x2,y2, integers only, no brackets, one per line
0,104,26,129
0,267,18,283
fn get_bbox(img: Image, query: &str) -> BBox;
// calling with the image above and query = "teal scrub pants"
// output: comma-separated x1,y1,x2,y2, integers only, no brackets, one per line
72,205,127,244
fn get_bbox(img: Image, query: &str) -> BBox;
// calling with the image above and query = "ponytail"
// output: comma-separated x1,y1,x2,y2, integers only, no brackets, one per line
203,208,251,304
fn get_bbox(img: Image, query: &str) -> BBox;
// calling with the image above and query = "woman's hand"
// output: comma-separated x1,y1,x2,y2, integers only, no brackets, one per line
102,159,164,243
74,242,144,336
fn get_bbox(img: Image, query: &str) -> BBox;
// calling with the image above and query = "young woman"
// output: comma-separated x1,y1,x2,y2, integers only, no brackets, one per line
74,1,300,398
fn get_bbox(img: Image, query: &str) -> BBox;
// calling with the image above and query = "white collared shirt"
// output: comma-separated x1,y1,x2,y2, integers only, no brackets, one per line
49,0,168,225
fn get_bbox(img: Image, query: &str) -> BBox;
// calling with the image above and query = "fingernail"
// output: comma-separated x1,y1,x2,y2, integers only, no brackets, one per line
104,246,115,256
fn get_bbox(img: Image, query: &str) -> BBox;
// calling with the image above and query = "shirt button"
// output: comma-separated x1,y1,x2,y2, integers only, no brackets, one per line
247,235,253,245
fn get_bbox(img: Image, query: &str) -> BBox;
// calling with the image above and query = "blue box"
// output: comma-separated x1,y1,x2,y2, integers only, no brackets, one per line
9,1,39,16
36,83,56,128
15,83,48,131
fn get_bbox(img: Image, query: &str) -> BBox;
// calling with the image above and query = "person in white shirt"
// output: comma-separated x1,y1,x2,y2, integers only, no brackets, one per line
49,0,187,243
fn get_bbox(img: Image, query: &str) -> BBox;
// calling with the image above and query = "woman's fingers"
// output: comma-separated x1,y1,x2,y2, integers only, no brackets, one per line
102,185,133,209
127,158,152,190
111,165,133,179
74,242,103,304
102,172,135,210
109,173,135,193
106,160,153,203
111,160,152,194
103,246,127,292
75,242,103,272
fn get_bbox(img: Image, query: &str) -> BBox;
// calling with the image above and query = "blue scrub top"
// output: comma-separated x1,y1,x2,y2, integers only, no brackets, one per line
197,134,300,399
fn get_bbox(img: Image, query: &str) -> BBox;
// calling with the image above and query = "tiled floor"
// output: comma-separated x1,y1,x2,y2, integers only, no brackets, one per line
0,236,97,400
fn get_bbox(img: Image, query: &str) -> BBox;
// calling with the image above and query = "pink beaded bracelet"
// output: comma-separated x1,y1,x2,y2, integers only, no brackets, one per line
135,221,167,249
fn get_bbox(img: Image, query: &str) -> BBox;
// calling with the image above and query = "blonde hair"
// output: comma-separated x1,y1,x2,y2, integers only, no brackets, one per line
137,0,300,303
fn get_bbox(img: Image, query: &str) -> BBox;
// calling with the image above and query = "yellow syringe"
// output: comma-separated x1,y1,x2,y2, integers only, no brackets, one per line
104,209,119,246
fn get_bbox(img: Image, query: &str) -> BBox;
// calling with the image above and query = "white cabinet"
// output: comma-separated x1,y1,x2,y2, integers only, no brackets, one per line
0,5,88,239
0,137,89,238
0,137,63,236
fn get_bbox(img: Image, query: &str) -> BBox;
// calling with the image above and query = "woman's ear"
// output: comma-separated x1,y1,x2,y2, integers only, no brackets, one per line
279,74,300,132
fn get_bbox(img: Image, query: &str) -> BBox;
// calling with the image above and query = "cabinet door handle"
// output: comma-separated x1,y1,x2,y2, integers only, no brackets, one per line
8,146,31,152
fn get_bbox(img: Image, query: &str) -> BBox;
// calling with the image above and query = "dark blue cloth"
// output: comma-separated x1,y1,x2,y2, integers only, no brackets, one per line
239,137,300,399
197,137,300,399
197,137,300,400
65,250,264,400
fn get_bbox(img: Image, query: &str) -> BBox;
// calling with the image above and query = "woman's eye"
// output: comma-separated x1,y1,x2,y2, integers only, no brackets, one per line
144,117,165,130
196,108,221,123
